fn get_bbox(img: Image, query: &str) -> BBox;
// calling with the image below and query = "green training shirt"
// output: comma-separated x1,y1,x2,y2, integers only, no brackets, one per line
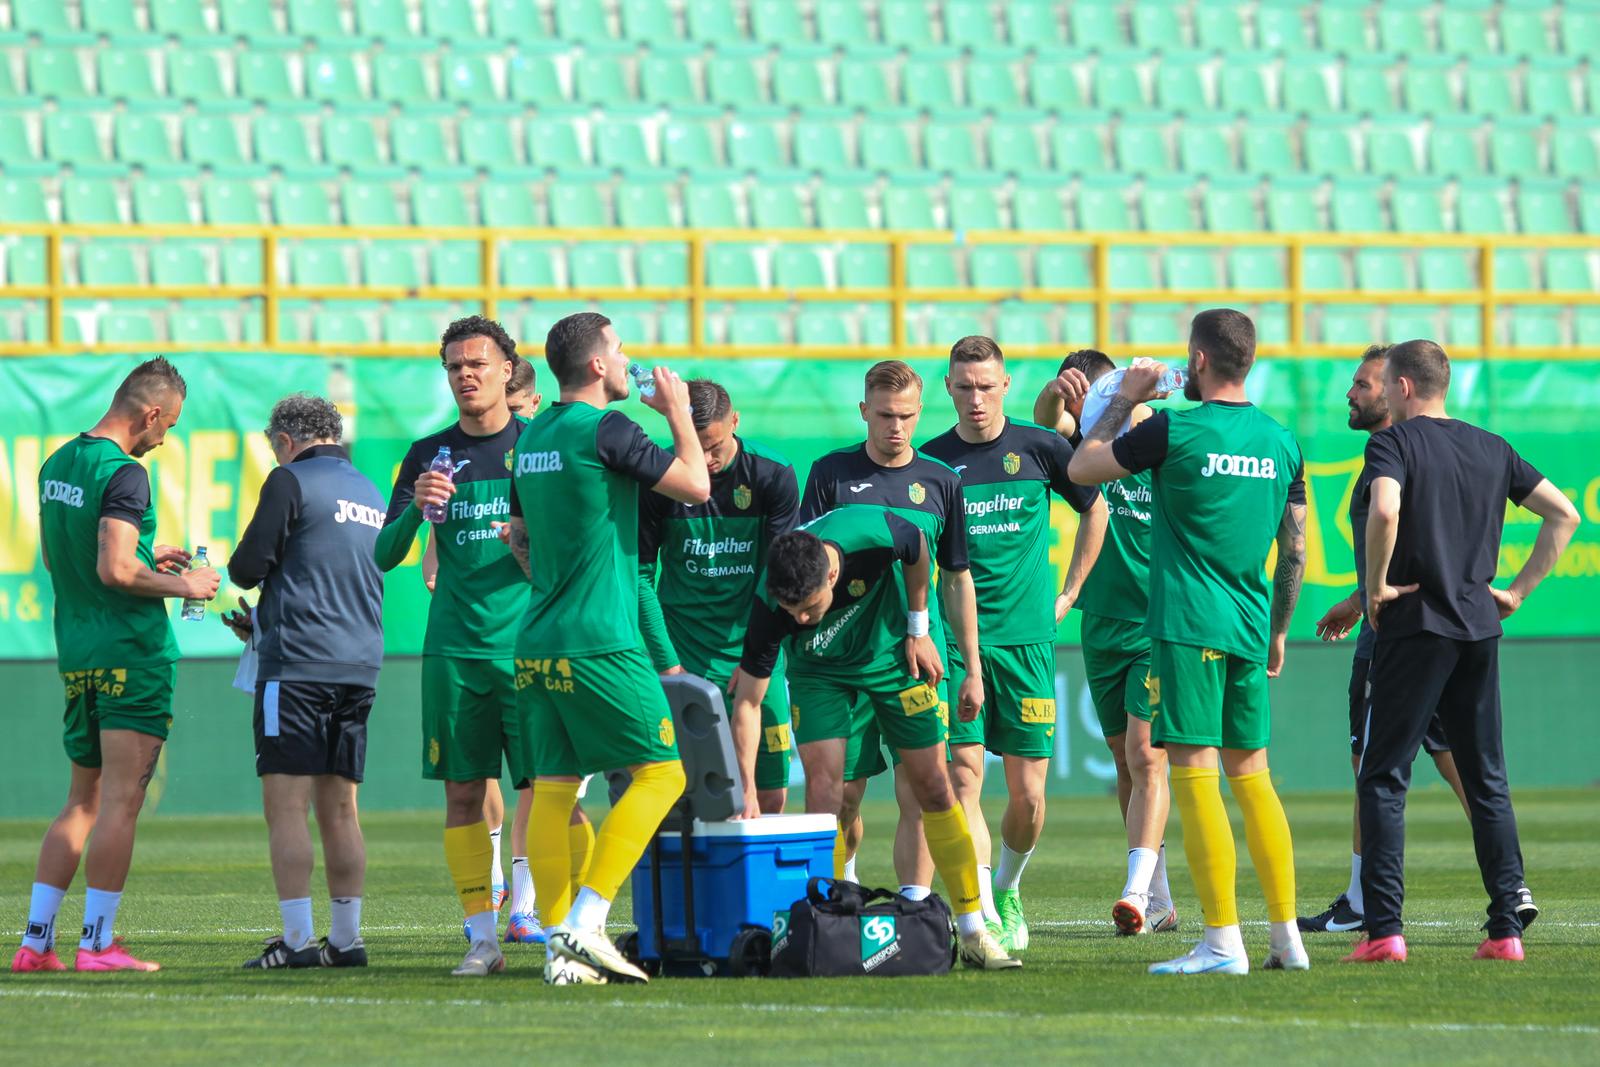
1112,401,1305,663
921,417,1101,645
39,433,179,671
510,401,674,658
374,417,527,659
1075,469,1153,623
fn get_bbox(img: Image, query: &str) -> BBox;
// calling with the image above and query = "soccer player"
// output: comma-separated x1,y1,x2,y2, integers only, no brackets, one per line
799,361,974,908
638,378,799,815
1070,309,1311,975
1034,349,1180,938
1351,340,1578,964
374,316,544,976
921,336,1107,953
505,312,709,985
733,511,1019,969
228,395,383,969
14,358,219,974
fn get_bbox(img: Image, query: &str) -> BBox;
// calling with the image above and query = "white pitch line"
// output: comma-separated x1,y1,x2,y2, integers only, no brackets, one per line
1031,919,1600,929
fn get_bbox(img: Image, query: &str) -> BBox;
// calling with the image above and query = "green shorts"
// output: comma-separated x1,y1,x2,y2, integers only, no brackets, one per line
792,655,948,779
840,683,951,782
948,641,1059,758
515,645,679,777
1081,613,1154,739
707,670,793,792
1148,639,1270,750
60,664,176,768
421,656,527,783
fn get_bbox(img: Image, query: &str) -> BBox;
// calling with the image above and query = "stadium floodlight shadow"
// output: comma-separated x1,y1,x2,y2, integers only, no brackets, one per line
605,673,743,823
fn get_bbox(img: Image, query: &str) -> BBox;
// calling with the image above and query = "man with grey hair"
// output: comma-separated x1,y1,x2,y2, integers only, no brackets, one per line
225,393,386,969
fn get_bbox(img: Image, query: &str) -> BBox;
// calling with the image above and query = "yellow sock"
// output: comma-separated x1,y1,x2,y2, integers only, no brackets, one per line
1170,765,1238,928
1229,768,1297,924
443,820,494,918
922,804,982,916
530,780,580,928
585,761,686,900
568,817,595,900
833,827,847,880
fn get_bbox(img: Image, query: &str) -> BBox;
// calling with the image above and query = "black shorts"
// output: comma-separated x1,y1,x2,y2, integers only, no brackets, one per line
1349,655,1449,756
254,680,374,781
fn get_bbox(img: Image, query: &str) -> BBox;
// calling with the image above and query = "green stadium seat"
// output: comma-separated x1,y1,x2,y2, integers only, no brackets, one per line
313,310,370,343
881,0,936,48
344,181,401,226
1242,117,1297,173
838,50,894,111
203,178,261,223
1576,308,1600,346
482,181,540,227
181,114,243,167
1553,122,1598,179
0,115,38,167
527,117,587,169
556,0,613,41
98,49,159,102
287,0,348,37
1517,179,1572,235
1165,248,1220,288
1302,248,1348,289
1455,179,1511,233
391,115,450,169
1305,122,1360,177
967,59,1022,112
575,55,633,106
1155,54,1210,113
884,185,937,229
1391,179,1446,231
640,53,698,106
216,0,282,37
1498,7,1551,57
1036,246,1091,288
684,182,738,227
1316,2,1370,52
1108,249,1156,289
238,49,298,103
924,121,977,172
99,311,158,343
1493,250,1537,291
927,304,989,343
1257,1,1311,49
115,113,175,167
1384,308,1440,342
795,119,851,170
1132,4,1186,49
381,307,437,343
3,242,48,286
1283,65,1335,114
1331,178,1385,231
570,245,627,288
1402,56,1458,115
151,242,209,287
422,0,483,40
303,51,362,104
43,112,106,165
1579,188,1600,234
430,241,480,285
1511,310,1562,347
988,120,1043,173
443,54,499,103
751,184,809,227
751,0,806,45
1013,181,1067,231
949,181,1002,230
772,245,825,288
637,244,687,286
1438,5,1491,56
994,302,1052,344
63,177,121,223
1029,55,1086,111
795,308,851,346
1078,177,1131,229
906,246,960,289
815,0,869,46
838,244,889,287
28,48,91,101
775,54,832,109
1141,180,1193,230
501,243,561,287
1220,60,1272,112
1489,119,1542,178
1356,248,1409,290
1265,176,1320,231
274,180,333,225
363,243,418,288
817,182,871,228
1342,55,1397,115
81,244,139,286
1006,1,1062,47
1560,7,1600,57
707,244,760,288
1179,120,1235,175
324,115,384,170
686,0,741,43
167,50,227,102
706,54,762,107
862,119,916,173
945,0,1002,49
1228,247,1285,290
1428,120,1483,177
727,117,783,170
459,116,519,169
255,114,317,169
1069,0,1126,49
413,181,470,227
1052,117,1109,173
171,306,232,344
547,182,609,226
1378,3,1430,53
149,0,214,40
1465,63,1516,117
1367,122,1422,178
1543,249,1592,292
595,118,652,169
1525,63,1580,119
508,54,566,104
1093,59,1147,111
904,57,957,111
1320,306,1374,345
1204,179,1259,231
969,245,1026,288
221,241,263,283
616,181,673,228
132,176,191,222
660,118,718,170
374,53,434,104
726,305,789,347
1125,305,1184,345
1194,0,1246,50
488,0,545,38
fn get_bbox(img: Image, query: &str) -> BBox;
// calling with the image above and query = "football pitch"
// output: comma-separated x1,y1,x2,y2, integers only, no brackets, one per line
3,789,1596,1066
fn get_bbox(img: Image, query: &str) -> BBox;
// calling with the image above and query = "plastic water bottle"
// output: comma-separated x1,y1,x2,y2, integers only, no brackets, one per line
628,362,656,399
1080,363,1187,438
181,546,208,622
422,446,454,524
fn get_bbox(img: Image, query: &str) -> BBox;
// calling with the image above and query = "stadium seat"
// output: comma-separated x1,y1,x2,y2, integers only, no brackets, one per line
1390,179,1446,231
640,52,699,106
81,244,140,286
881,0,937,48
1494,250,1537,291
1093,57,1147,111
411,181,470,227
1304,121,1360,177
570,244,627,287
772,245,825,289
1331,178,1386,231
838,244,889,288
481,181,540,227
1456,179,1512,234
1356,248,1410,290
1282,65,1335,114
1005,1,1062,47
949,181,1003,230
501,243,561,288
727,117,783,171
132,177,192,223
363,243,419,288
750,184,810,228
924,121,977,173
795,120,851,171
815,0,870,47
442,53,499,103
508,53,565,104
44,112,106,166
946,0,1003,49
1115,117,1174,174
171,306,232,344
1220,59,1272,113
1321,306,1374,345
151,242,209,288
751,0,805,45
221,241,262,285
904,57,958,111
204,179,264,224
274,180,334,225
1517,180,1573,235
1030,55,1086,111
99,311,158,344
595,118,652,170
1378,3,1431,53
168,51,228,102
883,185,937,229
1402,56,1458,114
98,49,159,103
254,114,316,170
1544,249,1593,292
428,241,479,286
1154,53,1209,113
547,183,609,226
1140,179,1194,230
707,244,760,288
795,307,851,345
313,310,370,344
1194,0,1246,50
968,246,1026,289
527,118,587,169
1527,64,1582,119
1165,248,1221,289
616,181,673,228
1051,117,1110,173
774,54,831,110
1439,5,1492,56
816,181,871,228
1511,309,1563,347
1013,181,1068,231
555,0,612,41
62,177,122,223
1036,246,1091,289
1429,119,1484,177
684,183,739,227
1302,248,1350,289
967,59,1022,112
1489,118,1543,178
637,244,687,287
1077,177,1131,230
1203,179,1260,231
1069,0,1126,49
575,55,633,106
1554,124,1598,181
1465,62,1516,117
150,0,217,39
838,50,894,112
1367,122,1423,178
27,48,92,101
238,49,298,103
1265,176,1321,231
344,181,402,226
686,0,741,43
325,116,384,170
989,120,1044,174
706,53,762,107
1342,55,1397,115
373,53,434,104
1228,247,1286,290
1241,117,1297,174
862,119,917,174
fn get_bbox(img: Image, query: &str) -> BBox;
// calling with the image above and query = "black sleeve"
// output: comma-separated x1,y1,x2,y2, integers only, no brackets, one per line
762,461,800,543
796,458,835,524
99,463,150,527
595,411,675,487
229,466,302,590
935,476,969,572
1044,434,1102,514
1287,456,1307,507
887,512,924,565
1110,410,1170,474
382,443,425,526
637,484,667,567
1505,443,1543,506
1363,428,1405,492
509,477,522,518
738,596,796,679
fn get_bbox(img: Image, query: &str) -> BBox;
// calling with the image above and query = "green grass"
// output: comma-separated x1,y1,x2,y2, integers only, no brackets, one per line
3,789,1597,1065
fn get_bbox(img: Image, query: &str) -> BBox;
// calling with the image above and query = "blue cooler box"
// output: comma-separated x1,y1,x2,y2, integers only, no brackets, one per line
631,814,837,974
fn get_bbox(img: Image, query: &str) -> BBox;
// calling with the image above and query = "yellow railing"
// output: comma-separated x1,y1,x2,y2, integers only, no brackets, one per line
2,223,1597,359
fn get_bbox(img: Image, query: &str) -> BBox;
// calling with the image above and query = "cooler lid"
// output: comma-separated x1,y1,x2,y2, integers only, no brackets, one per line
658,814,839,838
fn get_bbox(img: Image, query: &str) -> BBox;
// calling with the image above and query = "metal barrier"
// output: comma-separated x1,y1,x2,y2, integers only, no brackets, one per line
2,222,1596,359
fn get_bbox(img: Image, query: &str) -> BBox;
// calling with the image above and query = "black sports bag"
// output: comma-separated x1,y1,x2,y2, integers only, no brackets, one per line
769,878,956,978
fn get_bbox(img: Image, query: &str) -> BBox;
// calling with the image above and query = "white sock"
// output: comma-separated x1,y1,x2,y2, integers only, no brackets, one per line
994,843,1032,892
329,896,361,950
465,910,497,945
899,884,931,901
22,882,66,953
977,866,1001,925
1201,923,1246,957
510,857,535,916
79,888,122,952
1269,919,1305,955
488,827,504,897
1346,852,1365,914
564,886,610,932
1151,842,1173,905
954,909,985,937
843,856,858,883
279,897,314,950
1123,847,1159,899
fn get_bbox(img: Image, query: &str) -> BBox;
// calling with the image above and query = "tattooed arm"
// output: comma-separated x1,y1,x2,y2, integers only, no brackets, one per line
507,517,532,581
97,518,214,600
1267,495,1307,678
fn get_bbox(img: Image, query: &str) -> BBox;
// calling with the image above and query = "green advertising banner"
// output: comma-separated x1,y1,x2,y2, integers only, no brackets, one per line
1,353,1598,661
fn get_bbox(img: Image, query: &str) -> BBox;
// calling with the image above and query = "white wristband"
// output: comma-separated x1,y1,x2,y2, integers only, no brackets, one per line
907,610,929,638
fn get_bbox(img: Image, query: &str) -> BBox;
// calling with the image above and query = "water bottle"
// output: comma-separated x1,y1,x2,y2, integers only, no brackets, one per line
181,546,208,622
628,362,656,399
422,446,454,524
1080,363,1187,438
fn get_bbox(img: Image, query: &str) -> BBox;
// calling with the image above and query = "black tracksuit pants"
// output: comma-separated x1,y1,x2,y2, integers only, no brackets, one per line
1356,632,1525,940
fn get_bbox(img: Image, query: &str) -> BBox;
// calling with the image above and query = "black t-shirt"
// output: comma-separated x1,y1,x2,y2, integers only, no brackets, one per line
100,462,150,526
1363,416,1543,642
798,445,969,572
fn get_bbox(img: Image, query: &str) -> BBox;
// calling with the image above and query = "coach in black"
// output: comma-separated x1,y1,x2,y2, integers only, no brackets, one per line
1353,340,1578,964
226,394,387,971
